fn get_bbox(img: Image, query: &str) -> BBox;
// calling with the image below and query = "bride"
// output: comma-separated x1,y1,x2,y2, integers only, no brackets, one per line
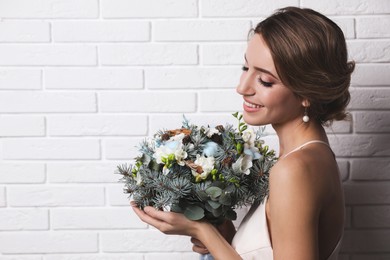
132,6,354,260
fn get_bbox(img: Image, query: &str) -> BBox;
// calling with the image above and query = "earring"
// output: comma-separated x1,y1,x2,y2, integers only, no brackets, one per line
303,107,309,123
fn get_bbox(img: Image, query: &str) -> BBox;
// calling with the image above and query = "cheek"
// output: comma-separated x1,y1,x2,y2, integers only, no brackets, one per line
264,89,299,111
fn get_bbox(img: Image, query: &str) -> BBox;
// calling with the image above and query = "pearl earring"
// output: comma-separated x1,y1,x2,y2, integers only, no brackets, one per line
303,107,309,123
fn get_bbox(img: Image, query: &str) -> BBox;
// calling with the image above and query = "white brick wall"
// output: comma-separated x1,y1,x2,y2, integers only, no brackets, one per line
0,0,389,259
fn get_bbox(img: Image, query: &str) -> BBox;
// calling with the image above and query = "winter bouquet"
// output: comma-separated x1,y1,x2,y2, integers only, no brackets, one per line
117,113,277,224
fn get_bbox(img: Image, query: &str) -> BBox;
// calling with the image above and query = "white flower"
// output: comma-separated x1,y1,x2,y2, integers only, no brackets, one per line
232,154,253,175
191,155,215,180
241,128,262,160
242,128,256,147
134,173,142,185
153,133,188,166
153,133,189,176
170,133,186,142
162,166,170,175
204,127,220,138
244,146,262,160
175,149,187,166
154,145,172,164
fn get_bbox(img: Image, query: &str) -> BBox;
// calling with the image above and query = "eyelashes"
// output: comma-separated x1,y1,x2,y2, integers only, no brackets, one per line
241,65,274,87
259,78,273,87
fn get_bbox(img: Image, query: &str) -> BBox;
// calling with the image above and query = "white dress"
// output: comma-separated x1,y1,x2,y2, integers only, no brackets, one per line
232,140,342,260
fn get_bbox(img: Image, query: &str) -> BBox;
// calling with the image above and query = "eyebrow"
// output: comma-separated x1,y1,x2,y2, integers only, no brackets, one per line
244,54,280,80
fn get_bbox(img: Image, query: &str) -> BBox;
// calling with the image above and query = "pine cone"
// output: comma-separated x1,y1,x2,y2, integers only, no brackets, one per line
182,135,192,145
222,157,233,167
210,134,223,145
167,128,192,136
161,133,170,141
215,125,225,132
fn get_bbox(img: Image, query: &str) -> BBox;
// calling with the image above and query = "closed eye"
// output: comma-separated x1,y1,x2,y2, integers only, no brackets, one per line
259,78,273,87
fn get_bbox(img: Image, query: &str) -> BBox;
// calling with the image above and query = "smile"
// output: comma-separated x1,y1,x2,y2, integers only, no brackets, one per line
244,100,263,109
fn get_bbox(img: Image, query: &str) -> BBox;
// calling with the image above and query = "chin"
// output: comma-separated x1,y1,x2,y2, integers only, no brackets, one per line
242,112,268,126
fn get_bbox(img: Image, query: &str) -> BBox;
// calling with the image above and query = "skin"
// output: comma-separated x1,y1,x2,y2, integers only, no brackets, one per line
132,33,345,260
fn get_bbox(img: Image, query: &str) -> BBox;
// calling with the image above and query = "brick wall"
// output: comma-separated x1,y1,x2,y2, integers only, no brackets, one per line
0,0,389,259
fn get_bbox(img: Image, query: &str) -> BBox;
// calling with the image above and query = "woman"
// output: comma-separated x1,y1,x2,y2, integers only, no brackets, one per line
132,7,354,260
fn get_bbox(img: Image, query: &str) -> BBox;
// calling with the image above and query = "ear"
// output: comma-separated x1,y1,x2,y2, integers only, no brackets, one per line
301,99,310,108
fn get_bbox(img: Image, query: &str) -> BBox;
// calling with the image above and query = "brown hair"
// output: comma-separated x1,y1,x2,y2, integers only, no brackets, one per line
254,7,355,125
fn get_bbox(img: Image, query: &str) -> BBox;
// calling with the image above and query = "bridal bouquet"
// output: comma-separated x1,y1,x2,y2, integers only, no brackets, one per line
117,113,277,224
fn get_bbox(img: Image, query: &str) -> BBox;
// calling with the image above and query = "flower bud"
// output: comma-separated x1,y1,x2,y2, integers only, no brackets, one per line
168,153,175,162
236,143,243,154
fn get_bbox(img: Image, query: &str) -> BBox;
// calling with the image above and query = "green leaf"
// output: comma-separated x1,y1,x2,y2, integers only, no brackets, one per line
170,203,184,213
196,190,209,201
219,192,232,206
205,201,214,213
211,206,223,217
184,205,205,221
232,112,238,118
205,186,222,200
225,209,237,220
207,200,221,209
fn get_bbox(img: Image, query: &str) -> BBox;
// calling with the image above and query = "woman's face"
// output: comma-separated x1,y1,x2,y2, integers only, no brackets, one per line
236,33,303,127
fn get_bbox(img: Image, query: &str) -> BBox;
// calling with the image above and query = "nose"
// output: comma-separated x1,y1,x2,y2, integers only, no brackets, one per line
236,71,255,96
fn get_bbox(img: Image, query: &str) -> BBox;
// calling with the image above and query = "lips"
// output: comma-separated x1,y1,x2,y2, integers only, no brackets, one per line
244,100,263,109
243,99,264,112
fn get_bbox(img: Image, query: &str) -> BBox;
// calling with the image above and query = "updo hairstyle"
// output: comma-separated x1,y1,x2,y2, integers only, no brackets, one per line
254,7,355,125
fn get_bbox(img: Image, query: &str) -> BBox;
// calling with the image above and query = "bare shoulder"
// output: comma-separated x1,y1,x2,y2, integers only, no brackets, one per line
267,152,328,259
267,147,344,259
270,153,317,195
270,147,336,197
268,150,333,210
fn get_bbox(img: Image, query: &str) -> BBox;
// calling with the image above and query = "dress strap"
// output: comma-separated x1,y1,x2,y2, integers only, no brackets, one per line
280,140,330,159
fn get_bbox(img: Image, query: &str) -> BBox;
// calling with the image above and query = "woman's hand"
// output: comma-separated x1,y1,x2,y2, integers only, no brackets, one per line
132,202,241,259
131,202,202,237
191,219,236,254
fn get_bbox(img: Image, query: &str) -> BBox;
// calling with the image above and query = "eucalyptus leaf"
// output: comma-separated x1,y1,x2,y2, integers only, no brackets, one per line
205,202,214,213
170,203,183,213
196,190,209,201
206,186,222,200
211,206,223,217
184,205,205,221
207,200,221,209
219,192,232,206
225,209,237,220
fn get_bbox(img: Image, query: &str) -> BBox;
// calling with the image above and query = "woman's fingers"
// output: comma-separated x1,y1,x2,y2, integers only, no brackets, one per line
191,237,204,247
131,203,186,234
131,204,165,230
191,237,209,254
192,244,209,254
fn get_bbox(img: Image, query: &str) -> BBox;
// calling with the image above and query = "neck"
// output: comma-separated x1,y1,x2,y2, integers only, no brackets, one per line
272,118,328,158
